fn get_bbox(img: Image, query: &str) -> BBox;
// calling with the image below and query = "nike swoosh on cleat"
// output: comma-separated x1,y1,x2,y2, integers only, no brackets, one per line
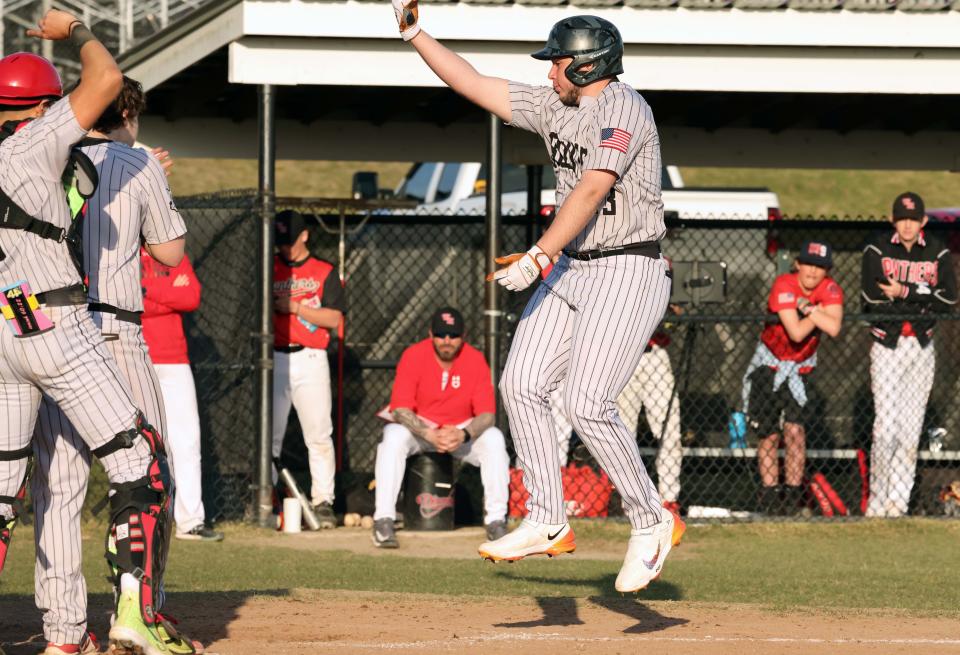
642,543,662,570
547,527,565,541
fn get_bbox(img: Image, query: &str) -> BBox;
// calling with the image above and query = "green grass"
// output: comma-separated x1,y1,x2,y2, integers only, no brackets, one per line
680,168,960,219
168,159,959,219
168,159,411,199
3,519,959,614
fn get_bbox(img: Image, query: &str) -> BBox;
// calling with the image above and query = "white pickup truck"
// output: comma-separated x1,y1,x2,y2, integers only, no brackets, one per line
388,162,781,221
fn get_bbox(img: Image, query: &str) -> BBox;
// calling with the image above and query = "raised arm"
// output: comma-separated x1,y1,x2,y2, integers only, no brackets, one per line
392,1,511,122
28,10,122,130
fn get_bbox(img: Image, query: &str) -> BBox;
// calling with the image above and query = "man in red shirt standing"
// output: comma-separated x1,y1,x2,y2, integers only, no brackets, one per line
372,307,509,548
742,241,843,515
273,210,346,528
141,249,223,542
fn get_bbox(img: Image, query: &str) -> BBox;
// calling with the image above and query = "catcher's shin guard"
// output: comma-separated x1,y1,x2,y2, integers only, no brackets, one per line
94,414,172,626
0,442,33,575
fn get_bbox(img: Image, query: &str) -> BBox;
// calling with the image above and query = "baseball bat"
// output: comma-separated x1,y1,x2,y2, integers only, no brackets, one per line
812,472,848,516
856,448,870,515
808,480,834,517
273,458,321,531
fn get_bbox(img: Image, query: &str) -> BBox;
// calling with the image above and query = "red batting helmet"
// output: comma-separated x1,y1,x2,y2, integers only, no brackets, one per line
0,52,63,106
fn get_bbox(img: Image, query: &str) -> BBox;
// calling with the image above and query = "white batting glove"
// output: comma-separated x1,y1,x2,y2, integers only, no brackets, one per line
392,0,421,42
486,245,551,292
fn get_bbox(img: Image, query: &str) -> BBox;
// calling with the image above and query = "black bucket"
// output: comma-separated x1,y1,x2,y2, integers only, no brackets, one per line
402,452,455,530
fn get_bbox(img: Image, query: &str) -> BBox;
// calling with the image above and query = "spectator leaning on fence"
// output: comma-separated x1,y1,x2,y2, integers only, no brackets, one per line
861,192,957,518
742,241,844,515
272,209,346,529
141,248,224,542
372,307,509,549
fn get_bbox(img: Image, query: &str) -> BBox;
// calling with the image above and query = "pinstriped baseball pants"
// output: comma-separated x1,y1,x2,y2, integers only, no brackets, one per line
501,253,671,531
31,312,167,645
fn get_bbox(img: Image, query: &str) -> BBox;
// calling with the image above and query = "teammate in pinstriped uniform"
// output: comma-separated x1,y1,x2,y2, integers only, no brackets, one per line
0,12,185,655
28,75,203,654
391,7,684,592
142,250,223,542
862,192,957,518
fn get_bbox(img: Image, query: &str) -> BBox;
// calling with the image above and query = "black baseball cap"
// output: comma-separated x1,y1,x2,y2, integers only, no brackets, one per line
430,307,464,337
275,210,308,245
797,240,833,268
892,192,925,221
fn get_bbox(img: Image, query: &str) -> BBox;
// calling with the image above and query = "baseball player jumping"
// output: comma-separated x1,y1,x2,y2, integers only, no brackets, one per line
0,10,188,655
862,192,957,517
391,7,684,592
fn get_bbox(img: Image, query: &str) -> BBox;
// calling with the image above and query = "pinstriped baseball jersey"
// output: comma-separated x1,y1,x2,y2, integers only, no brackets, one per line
81,141,185,312
508,81,664,250
0,98,87,293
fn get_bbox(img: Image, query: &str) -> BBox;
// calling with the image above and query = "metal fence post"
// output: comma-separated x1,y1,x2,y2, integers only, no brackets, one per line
256,84,276,527
484,113,503,401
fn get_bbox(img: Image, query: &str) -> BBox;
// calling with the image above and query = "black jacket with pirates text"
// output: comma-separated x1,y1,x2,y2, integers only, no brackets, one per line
861,230,957,349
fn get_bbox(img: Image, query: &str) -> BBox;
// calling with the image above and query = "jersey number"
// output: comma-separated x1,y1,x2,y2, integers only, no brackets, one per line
602,189,617,216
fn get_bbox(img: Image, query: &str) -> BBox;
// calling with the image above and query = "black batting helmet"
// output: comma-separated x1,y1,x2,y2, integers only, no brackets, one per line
531,15,624,87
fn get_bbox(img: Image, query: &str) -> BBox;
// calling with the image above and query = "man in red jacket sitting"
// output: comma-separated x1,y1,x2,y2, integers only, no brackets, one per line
141,248,224,541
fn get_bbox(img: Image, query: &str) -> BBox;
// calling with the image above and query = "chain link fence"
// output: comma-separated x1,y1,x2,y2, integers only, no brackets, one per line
165,191,260,521
173,192,960,524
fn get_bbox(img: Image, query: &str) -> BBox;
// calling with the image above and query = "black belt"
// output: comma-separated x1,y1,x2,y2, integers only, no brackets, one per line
35,284,86,307
88,302,142,325
563,241,661,261
275,344,305,353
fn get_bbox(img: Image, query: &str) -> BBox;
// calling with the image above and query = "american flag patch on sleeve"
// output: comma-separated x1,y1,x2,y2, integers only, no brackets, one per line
599,127,632,154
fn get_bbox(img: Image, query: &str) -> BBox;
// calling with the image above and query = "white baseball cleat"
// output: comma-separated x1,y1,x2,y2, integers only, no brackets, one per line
615,508,684,593
478,520,576,562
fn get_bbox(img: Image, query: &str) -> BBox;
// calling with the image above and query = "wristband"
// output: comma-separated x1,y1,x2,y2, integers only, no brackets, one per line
462,427,472,443
68,23,96,53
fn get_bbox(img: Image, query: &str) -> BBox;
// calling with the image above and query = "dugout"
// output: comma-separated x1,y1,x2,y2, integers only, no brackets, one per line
111,0,960,523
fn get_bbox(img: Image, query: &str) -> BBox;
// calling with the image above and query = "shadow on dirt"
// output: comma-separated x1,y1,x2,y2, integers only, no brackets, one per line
0,589,290,655
491,572,687,633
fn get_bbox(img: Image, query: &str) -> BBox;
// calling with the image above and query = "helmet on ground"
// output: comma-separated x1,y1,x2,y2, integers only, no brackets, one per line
531,15,624,87
0,52,63,106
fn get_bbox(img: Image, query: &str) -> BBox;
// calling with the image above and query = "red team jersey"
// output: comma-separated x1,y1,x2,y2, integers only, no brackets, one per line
390,339,496,426
761,272,843,363
273,255,345,350
141,250,202,365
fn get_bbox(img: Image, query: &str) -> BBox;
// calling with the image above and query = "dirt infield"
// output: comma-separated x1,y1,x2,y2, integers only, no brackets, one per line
195,591,960,655
2,526,959,655
4,589,960,655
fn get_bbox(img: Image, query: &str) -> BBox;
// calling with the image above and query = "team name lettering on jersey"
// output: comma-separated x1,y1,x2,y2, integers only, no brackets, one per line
880,258,939,285
549,132,588,172
274,278,321,294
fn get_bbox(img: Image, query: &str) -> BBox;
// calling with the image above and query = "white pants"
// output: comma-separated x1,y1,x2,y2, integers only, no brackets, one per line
29,312,159,645
373,423,509,524
868,337,935,517
501,255,671,531
552,345,682,502
154,363,205,532
272,348,335,505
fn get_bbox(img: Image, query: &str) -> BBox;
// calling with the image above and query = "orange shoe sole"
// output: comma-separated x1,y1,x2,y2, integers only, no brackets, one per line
670,512,686,547
479,529,577,562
